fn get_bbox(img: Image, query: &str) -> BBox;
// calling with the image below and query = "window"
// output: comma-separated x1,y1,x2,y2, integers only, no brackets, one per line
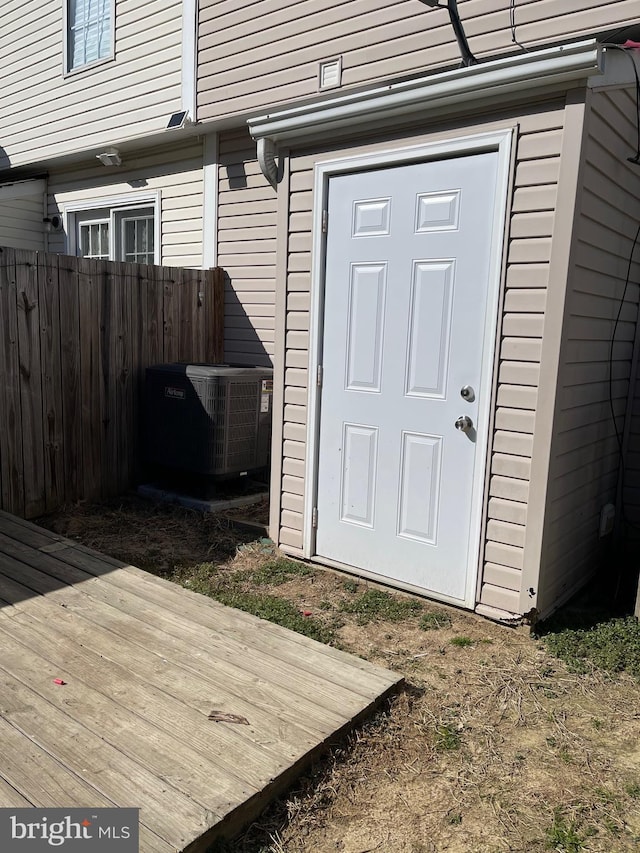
119,211,155,264
79,216,109,259
72,203,157,265
66,0,113,72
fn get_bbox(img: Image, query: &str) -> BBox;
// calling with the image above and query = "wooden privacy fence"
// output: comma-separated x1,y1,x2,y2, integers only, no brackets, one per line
0,247,224,519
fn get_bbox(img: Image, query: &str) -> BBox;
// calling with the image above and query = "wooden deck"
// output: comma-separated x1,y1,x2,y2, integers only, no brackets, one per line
0,511,401,852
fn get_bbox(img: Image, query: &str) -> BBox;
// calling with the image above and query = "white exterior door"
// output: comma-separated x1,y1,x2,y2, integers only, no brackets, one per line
314,152,500,605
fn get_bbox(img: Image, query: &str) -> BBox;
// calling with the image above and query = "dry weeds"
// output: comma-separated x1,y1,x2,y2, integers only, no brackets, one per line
39,496,640,853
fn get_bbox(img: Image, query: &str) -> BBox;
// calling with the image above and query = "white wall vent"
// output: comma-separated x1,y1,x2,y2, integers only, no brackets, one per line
319,57,342,90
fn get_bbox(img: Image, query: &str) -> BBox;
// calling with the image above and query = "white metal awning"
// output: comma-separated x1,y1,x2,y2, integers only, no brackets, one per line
247,39,622,148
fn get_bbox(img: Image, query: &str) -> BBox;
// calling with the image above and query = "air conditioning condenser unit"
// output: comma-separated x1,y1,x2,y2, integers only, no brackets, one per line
145,363,273,479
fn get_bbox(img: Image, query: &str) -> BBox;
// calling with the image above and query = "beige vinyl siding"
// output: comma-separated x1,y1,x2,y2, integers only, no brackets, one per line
0,182,46,251
47,140,205,268
218,129,276,367
277,103,565,593
2,0,181,168
536,86,640,613
197,0,635,123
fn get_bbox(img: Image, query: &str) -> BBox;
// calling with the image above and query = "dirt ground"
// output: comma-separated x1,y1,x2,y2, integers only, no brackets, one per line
38,495,640,853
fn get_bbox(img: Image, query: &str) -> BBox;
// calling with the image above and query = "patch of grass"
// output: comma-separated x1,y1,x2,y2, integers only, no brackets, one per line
342,578,359,593
175,562,219,595
603,816,624,837
211,590,335,645
625,781,640,799
419,611,452,631
434,722,462,751
594,787,619,807
340,588,422,625
542,616,640,678
449,635,474,647
247,557,315,586
545,808,590,853
446,811,463,825
558,747,573,764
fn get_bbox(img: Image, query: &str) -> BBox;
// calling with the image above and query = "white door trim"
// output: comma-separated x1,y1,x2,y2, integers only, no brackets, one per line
303,129,513,608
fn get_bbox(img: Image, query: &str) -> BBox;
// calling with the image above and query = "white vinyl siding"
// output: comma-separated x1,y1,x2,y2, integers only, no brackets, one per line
198,0,638,123
47,140,205,268
537,86,640,612
67,0,113,72
1,0,182,167
0,181,46,252
217,128,276,368
274,103,565,590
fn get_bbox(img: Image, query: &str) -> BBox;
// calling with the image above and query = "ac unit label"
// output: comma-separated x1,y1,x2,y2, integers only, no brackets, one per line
165,386,185,400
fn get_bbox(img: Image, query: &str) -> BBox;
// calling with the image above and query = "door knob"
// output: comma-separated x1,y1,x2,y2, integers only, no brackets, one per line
455,415,473,433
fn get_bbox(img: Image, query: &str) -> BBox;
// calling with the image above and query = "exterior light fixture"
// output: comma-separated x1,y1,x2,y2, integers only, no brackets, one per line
43,214,63,232
96,148,122,167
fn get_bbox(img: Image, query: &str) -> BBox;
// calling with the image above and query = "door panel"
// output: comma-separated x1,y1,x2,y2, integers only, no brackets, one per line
406,260,455,398
345,263,387,391
315,152,500,603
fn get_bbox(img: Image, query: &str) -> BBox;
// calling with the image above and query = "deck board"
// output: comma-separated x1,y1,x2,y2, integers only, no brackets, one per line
0,511,402,851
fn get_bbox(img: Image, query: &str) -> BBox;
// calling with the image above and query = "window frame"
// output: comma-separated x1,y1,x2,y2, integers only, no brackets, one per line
63,0,116,77
63,192,161,265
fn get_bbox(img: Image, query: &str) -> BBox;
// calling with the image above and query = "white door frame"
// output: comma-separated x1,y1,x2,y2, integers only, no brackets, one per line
303,130,513,608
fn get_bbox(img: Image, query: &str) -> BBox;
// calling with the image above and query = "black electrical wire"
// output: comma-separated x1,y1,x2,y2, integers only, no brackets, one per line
609,221,640,533
509,0,529,52
609,223,640,457
597,46,640,536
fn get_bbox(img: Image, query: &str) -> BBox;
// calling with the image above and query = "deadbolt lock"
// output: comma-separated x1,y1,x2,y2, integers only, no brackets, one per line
460,385,475,402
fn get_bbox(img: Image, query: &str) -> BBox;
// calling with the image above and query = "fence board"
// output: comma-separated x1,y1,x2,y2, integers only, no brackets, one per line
16,250,45,518
37,254,64,513
59,257,82,503
101,264,119,499
119,263,136,493
163,271,178,363
0,249,24,515
79,258,103,501
0,248,224,518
